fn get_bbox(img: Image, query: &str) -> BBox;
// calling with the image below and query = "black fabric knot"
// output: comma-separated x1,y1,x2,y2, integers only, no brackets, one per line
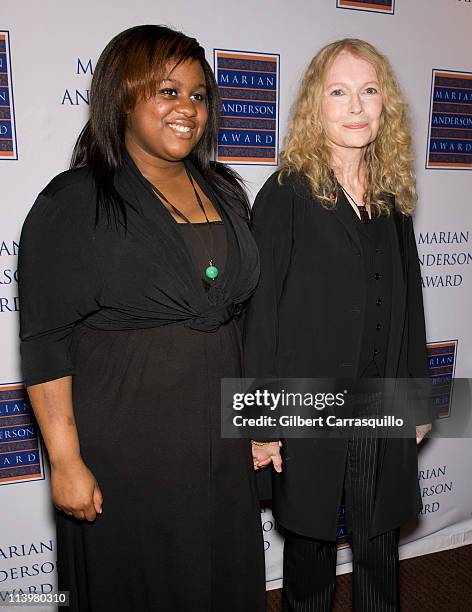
186,300,242,332
206,282,229,306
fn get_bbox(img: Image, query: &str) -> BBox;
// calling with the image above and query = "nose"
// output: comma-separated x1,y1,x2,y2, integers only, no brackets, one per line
175,96,197,117
349,92,363,114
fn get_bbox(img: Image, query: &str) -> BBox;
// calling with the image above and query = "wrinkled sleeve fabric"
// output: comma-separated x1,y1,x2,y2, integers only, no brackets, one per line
243,173,294,379
242,174,294,497
405,216,429,378
405,215,436,424
19,178,103,387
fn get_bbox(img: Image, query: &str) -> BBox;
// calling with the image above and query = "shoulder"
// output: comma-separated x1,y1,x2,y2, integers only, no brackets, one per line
252,170,309,222
23,166,96,236
204,160,246,198
32,166,95,216
40,165,95,200
255,170,310,206
392,206,414,231
256,170,308,199
190,159,250,219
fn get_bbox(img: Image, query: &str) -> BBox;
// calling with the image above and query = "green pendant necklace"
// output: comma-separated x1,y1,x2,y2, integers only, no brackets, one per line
150,168,220,281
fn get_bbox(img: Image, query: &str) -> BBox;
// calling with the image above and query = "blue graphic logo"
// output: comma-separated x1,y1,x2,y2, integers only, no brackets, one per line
0,383,44,485
426,69,472,170
214,49,279,165
337,0,395,14
426,340,458,418
0,31,17,159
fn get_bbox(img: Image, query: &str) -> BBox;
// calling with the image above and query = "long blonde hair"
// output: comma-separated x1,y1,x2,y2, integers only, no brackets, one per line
279,39,416,215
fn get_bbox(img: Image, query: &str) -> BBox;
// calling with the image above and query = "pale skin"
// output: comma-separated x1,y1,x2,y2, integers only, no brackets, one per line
252,51,431,472
28,59,222,520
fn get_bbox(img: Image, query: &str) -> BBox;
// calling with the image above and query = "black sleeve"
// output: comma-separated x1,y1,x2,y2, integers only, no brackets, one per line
18,182,103,387
405,215,437,424
243,173,294,379
405,215,429,378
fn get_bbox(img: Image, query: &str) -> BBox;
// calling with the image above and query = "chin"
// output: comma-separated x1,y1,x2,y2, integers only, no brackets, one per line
342,135,374,149
163,145,195,161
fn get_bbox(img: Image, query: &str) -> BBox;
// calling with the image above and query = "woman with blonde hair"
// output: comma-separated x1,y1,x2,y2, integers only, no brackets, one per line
244,39,432,610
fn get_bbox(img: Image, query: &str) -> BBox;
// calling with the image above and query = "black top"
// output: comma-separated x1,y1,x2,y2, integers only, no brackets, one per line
178,221,227,286
343,199,393,377
18,156,259,387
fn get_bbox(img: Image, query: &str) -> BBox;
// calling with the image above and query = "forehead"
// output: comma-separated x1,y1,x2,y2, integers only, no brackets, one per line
164,58,206,83
324,50,378,84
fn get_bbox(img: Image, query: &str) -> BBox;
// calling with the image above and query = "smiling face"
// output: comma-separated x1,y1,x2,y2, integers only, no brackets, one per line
320,50,383,156
124,58,208,165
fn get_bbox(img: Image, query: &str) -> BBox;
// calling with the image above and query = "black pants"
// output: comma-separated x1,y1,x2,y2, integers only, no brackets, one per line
282,433,400,611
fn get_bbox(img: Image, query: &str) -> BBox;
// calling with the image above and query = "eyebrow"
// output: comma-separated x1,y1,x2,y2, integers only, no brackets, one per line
161,77,207,89
325,80,380,88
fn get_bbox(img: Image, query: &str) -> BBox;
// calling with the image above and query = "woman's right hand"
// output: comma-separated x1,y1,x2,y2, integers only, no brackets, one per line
51,457,103,521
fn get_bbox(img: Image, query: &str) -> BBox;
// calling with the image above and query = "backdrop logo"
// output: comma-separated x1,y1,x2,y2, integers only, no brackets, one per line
426,340,458,418
61,58,93,106
336,0,395,14
418,229,470,289
0,238,19,314
418,465,453,516
0,384,44,485
426,69,472,170
214,49,279,165
0,31,18,159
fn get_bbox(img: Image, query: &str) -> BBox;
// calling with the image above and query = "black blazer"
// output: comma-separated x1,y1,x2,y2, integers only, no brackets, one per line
243,171,431,539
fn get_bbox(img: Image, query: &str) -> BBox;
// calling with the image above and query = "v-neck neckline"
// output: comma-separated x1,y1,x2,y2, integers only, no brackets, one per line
153,166,223,226
342,191,372,225
122,152,235,298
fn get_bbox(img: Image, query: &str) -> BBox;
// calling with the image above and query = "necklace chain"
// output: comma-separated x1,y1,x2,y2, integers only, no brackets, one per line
149,168,220,280
340,185,371,224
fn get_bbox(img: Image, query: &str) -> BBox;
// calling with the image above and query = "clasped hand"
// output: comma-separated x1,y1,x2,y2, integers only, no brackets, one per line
416,423,432,445
252,441,283,473
252,424,431,474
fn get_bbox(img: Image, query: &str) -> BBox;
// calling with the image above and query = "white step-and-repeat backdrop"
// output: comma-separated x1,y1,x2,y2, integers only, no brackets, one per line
1,0,471,603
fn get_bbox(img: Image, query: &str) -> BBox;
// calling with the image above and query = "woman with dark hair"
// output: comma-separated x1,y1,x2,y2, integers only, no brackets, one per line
244,39,432,610
19,25,265,612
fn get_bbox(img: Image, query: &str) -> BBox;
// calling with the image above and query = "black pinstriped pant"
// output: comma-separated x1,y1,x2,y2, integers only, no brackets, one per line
282,414,400,611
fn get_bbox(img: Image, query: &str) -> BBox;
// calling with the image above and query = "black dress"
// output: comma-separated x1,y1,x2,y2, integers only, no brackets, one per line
18,157,265,612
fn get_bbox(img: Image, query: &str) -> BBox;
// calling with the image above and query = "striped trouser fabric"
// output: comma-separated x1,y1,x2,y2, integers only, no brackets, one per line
282,432,400,611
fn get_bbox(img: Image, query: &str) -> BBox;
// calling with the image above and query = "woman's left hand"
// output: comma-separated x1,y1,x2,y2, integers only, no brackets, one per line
416,423,432,444
252,441,283,473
